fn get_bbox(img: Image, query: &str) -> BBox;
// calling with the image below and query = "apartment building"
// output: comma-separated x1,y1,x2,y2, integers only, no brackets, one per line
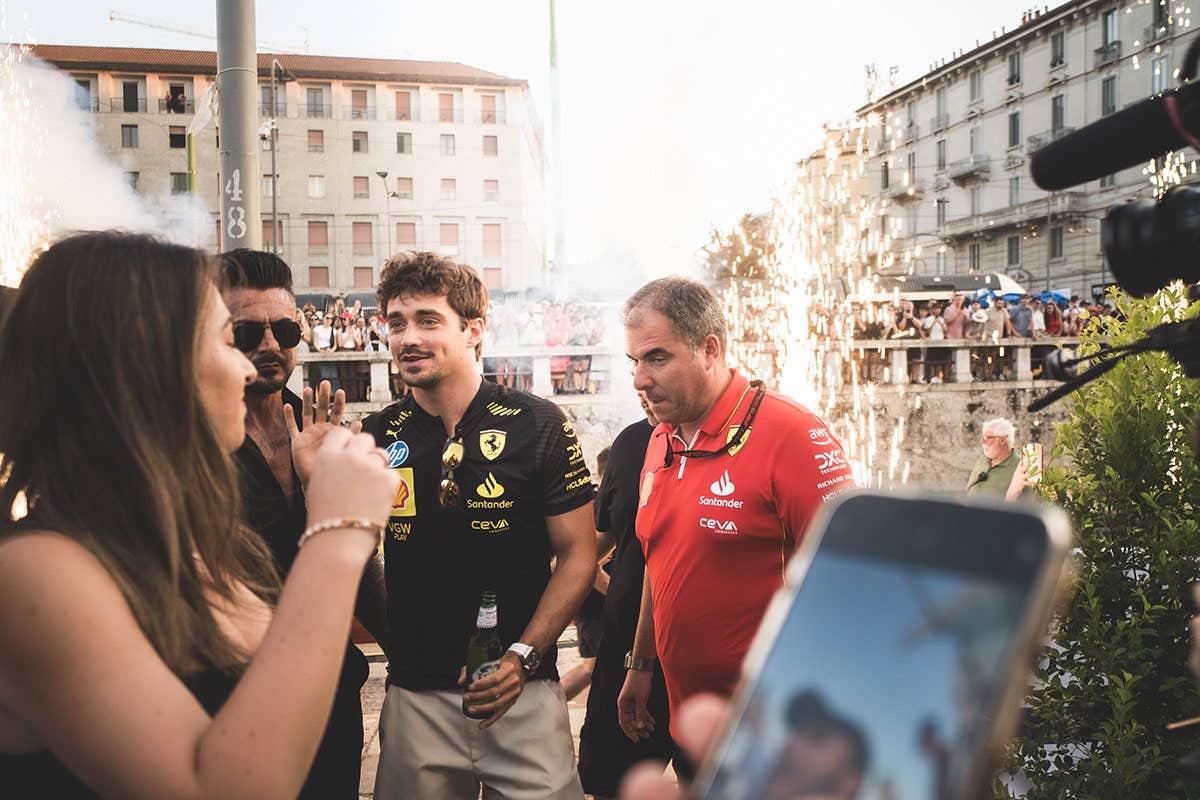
796,126,873,273
857,0,1182,299
32,45,547,293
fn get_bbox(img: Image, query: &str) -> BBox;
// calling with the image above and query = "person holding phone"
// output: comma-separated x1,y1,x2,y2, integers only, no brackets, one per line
966,418,1034,500
618,277,855,762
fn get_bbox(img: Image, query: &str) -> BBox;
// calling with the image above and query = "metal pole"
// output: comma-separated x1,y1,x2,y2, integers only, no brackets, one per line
270,61,278,253
1045,194,1052,291
377,171,392,257
549,0,565,286
216,0,261,248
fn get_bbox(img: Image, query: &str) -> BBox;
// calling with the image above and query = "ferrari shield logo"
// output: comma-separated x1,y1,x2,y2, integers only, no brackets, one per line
727,426,752,457
480,429,507,461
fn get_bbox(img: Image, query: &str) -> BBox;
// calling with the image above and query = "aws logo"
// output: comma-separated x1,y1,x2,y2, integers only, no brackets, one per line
476,472,506,499
486,402,522,417
471,519,511,534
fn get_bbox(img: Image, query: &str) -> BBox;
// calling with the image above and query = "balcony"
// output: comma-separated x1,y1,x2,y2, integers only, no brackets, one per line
74,96,99,112
258,101,286,116
475,109,507,124
388,107,415,121
1026,127,1076,154
884,179,925,202
110,97,147,112
942,191,1088,238
1095,41,1122,68
159,98,194,114
347,105,375,121
903,123,920,142
876,136,893,154
1006,73,1021,87
1145,21,1172,42
304,103,332,118
930,113,950,132
948,155,990,184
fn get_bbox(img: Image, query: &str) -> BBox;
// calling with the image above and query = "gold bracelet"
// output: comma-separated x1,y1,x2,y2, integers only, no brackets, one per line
298,518,385,549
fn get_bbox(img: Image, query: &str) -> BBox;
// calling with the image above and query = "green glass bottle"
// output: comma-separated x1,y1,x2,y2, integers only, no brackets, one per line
463,590,503,719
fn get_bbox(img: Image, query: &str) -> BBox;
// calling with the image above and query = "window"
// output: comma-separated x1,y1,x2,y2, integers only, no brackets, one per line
483,268,503,290
396,222,417,247
1007,235,1020,266
125,171,139,191
936,139,946,171
352,131,368,153
484,179,499,202
351,89,369,120
905,151,916,183
481,94,498,124
881,161,890,190
969,125,980,155
121,80,140,112
261,173,274,197
74,79,93,111
353,176,369,198
438,92,455,123
306,87,327,117
394,91,412,121
969,70,982,102
934,251,946,275
1009,176,1021,206
1007,52,1021,85
1050,226,1064,259
396,132,412,154
441,178,457,200
1050,32,1065,67
260,84,282,116
439,222,459,255
262,220,282,252
309,267,330,288
1153,55,1171,95
308,175,326,198
906,205,918,237
170,172,187,195
1101,75,1117,116
969,186,981,216
1051,95,1065,132
1102,9,1117,46
308,220,329,255
354,267,374,288
352,222,373,255
121,124,138,148
169,126,186,148
1100,173,1116,188
905,100,917,130
969,243,981,271
935,87,947,119
440,134,456,156
482,224,502,258
936,198,947,227
1008,111,1021,148
307,129,324,152
395,177,413,199
483,135,498,156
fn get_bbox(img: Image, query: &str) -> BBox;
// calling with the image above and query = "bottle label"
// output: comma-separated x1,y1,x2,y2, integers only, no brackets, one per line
476,606,497,628
471,659,501,683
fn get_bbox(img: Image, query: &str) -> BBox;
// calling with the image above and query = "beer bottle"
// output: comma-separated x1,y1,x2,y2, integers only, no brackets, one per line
463,590,503,719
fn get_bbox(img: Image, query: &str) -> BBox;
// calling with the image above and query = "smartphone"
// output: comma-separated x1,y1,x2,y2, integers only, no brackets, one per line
1021,443,1043,484
691,492,1072,800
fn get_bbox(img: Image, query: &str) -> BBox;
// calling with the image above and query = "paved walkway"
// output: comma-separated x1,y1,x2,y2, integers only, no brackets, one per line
356,633,592,798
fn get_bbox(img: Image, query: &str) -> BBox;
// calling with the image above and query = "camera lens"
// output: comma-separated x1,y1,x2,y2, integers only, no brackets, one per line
1104,187,1200,297
1041,349,1076,381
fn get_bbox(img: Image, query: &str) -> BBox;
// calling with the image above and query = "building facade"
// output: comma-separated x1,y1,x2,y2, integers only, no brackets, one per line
33,45,547,294
858,0,1181,299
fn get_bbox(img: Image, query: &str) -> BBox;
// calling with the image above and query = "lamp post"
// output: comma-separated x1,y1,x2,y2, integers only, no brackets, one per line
377,170,392,257
267,59,294,254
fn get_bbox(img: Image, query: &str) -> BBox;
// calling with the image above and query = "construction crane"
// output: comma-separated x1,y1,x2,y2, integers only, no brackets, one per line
108,11,310,54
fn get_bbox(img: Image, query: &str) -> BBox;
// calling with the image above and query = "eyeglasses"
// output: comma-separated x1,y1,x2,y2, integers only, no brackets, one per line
663,382,766,468
439,436,465,508
980,434,1006,443
233,319,303,352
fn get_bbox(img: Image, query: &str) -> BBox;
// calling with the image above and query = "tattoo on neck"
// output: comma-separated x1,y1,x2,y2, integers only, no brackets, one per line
264,436,290,453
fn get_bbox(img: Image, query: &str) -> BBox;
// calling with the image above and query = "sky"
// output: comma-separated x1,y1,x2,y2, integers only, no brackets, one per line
2,0,1042,286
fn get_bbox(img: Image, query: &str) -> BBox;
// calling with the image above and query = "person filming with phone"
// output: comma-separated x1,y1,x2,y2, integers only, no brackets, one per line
965,418,1037,501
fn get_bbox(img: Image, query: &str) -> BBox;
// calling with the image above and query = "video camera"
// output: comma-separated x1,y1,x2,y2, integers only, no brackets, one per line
1027,33,1200,411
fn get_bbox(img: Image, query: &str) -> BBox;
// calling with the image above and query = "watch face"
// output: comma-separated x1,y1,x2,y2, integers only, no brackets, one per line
525,652,542,673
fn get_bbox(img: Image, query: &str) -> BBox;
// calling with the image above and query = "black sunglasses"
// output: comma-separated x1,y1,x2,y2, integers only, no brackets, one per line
663,381,766,468
233,319,303,352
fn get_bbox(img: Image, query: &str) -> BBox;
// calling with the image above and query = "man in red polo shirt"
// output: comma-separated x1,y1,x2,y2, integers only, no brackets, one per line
617,277,855,748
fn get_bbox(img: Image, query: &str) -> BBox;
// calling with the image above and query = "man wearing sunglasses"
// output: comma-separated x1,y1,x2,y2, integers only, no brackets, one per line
617,277,856,758
220,250,391,799
361,251,597,800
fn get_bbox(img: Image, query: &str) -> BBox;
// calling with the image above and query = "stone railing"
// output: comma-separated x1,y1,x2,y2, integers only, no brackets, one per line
832,336,1082,386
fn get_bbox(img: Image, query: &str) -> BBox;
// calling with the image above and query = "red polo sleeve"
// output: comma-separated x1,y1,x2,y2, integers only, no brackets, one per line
771,415,856,550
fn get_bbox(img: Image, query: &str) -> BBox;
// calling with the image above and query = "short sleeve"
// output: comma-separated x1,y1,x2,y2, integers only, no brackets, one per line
533,403,594,517
771,414,855,547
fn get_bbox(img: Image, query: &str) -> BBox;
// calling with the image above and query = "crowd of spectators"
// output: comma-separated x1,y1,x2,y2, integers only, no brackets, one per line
298,297,388,354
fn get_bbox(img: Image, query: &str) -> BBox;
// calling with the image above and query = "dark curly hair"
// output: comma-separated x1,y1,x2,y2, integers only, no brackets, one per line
376,251,488,358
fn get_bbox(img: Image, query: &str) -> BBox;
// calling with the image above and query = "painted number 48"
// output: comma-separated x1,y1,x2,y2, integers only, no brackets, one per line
224,169,246,239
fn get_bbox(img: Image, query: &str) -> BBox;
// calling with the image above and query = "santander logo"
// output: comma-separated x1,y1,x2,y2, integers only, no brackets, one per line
709,470,735,497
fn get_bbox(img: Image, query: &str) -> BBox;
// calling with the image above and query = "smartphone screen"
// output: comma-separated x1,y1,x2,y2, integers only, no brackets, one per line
694,494,1058,800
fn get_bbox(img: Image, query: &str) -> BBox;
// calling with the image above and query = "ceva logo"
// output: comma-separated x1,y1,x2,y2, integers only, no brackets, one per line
700,517,739,534
709,470,735,497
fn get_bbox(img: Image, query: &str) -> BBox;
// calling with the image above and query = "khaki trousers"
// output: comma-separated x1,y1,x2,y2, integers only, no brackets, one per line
375,680,584,800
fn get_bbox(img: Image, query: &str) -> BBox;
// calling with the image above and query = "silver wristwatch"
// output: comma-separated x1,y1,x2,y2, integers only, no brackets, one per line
506,643,542,676
624,650,656,672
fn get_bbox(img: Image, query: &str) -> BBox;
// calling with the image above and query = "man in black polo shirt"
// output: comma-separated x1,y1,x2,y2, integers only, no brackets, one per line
221,250,391,799
363,252,597,800
577,395,685,798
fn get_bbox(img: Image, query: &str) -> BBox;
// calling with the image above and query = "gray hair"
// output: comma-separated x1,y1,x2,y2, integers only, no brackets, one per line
981,418,1015,446
623,276,728,354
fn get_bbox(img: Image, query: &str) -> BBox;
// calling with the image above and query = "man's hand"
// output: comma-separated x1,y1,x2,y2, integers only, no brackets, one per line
617,669,655,741
285,380,347,487
619,694,726,799
459,652,527,729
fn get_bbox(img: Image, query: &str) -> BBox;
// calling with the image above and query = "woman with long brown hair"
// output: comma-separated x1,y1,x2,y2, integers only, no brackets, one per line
0,231,398,799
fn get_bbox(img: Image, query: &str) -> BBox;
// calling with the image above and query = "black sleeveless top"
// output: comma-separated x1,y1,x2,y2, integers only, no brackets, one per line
0,644,366,799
